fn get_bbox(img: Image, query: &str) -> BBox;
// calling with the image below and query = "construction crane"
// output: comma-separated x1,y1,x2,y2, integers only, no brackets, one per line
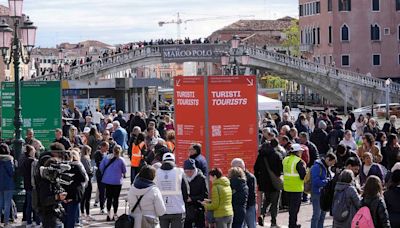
158,12,254,40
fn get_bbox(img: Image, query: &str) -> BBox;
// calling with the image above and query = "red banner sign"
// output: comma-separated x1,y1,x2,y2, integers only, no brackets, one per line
174,76,206,166
207,76,258,174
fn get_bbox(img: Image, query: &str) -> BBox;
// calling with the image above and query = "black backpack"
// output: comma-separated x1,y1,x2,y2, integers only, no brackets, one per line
320,178,335,212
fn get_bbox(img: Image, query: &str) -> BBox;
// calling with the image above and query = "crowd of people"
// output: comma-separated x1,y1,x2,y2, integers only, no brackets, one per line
0,105,400,228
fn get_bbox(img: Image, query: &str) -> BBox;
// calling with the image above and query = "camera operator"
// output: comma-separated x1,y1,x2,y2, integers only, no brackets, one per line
38,157,67,228
61,150,88,228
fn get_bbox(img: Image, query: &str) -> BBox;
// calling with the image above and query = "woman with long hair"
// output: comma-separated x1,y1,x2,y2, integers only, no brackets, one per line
361,176,391,228
360,152,384,186
385,134,400,171
357,133,382,163
88,127,102,155
354,114,366,141
69,126,83,148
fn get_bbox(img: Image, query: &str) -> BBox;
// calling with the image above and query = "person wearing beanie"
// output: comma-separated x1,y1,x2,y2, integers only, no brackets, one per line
188,143,208,177
183,159,208,228
155,153,189,228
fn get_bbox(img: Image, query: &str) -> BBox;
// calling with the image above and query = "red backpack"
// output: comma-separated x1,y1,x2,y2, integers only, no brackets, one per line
351,206,375,228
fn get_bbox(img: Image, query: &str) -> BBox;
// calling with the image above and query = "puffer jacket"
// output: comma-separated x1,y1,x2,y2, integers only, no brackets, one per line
128,177,166,228
332,182,361,228
0,154,15,191
361,196,391,228
204,177,233,218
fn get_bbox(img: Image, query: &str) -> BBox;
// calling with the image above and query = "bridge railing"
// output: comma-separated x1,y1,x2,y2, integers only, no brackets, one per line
246,47,400,93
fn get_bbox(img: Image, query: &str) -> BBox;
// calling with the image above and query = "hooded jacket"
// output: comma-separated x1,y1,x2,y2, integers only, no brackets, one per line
311,159,330,195
332,182,361,228
204,177,233,218
128,177,166,228
0,154,15,191
190,152,208,177
186,169,208,215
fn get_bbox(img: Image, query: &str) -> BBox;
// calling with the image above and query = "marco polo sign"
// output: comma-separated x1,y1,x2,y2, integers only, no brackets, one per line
160,44,229,63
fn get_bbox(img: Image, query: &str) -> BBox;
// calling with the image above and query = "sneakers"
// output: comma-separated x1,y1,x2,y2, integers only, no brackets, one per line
258,216,264,226
94,202,98,207
271,224,281,228
113,214,118,221
106,215,111,222
100,209,105,214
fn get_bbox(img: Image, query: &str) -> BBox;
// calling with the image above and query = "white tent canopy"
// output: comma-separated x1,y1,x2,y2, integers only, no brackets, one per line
258,95,282,115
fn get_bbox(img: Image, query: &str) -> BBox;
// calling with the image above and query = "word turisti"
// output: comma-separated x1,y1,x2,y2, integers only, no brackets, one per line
211,91,247,106
176,91,199,106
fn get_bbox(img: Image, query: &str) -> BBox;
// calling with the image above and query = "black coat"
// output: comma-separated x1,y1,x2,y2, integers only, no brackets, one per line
61,163,87,203
54,137,72,150
254,142,283,193
245,171,256,207
185,170,208,215
230,177,248,228
310,128,330,155
361,196,391,228
384,187,400,228
305,141,320,168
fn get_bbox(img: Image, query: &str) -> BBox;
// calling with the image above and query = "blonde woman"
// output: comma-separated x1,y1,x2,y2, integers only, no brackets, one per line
164,115,174,131
69,126,83,148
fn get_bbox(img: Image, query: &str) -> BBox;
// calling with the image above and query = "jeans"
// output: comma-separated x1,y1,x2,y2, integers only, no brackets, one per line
311,194,326,228
0,190,14,224
215,215,233,228
63,201,79,228
243,205,256,228
287,192,302,228
160,213,185,228
261,191,281,225
25,190,41,225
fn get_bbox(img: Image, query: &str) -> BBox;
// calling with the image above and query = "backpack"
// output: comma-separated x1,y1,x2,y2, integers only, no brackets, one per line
351,206,375,228
332,189,350,222
303,168,312,194
320,178,335,212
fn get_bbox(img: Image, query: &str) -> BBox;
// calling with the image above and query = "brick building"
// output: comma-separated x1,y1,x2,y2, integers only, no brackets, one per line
299,0,400,80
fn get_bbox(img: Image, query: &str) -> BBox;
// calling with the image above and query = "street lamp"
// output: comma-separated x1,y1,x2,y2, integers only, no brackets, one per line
0,0,37,210
220,35,250,75
385,78,392,120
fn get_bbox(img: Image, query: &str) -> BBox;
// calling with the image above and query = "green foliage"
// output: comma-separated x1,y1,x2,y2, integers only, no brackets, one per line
260,75,288,88
282,19,300,57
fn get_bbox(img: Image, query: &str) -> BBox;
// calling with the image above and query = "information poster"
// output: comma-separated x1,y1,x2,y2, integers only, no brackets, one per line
174,76,206,166
1,81,62,148
208,76,258,174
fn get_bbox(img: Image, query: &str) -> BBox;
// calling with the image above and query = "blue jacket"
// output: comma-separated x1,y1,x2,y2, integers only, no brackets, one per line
191,153,208,177
311,159,329,195
0,155,15,191
100,155,127,185
112,127,128,150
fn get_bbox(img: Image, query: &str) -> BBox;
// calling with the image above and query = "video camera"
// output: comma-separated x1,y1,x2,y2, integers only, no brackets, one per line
40,161,75,186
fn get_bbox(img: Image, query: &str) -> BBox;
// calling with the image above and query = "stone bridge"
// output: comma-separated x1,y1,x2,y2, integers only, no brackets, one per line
30,44,400,107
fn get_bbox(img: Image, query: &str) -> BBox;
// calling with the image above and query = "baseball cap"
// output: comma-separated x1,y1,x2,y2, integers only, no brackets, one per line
162,152,175,162
83,127,91,134
291,143,304,152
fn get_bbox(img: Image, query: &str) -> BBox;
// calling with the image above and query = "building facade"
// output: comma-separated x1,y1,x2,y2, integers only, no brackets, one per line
299,0,400,79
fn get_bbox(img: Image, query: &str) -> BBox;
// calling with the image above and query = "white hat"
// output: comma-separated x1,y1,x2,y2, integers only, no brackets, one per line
162,152,175,162
291,143,304,152
83,127,91,134
106,123,113,130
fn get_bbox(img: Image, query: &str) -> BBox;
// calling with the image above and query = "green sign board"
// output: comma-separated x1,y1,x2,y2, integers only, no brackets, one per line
1,81,61,148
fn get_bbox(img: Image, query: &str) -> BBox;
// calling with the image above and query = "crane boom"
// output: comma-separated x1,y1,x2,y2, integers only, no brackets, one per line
158,12,254,40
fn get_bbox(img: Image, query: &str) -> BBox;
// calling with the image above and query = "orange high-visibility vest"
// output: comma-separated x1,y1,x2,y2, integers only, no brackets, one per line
131,142,145,167
166,141,175,152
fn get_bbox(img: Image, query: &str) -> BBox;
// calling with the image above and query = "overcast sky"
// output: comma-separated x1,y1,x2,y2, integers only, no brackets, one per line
2,0,297,47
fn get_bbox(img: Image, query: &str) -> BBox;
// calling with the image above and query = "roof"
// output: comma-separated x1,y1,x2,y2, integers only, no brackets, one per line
217,17,294,32
31,48,59,56
0,5,9,16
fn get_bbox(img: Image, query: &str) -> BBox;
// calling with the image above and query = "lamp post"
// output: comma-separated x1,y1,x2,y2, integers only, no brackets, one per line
0,0,37,210
220,35,250,75
385,78,392,120
52,49,70,80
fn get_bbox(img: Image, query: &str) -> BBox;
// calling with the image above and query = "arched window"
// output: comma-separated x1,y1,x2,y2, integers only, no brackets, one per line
341,25,349,41
371,24,380,41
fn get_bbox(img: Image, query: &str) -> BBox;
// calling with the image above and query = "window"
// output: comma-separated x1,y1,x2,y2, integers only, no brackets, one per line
371,24,380,40
342,55,350,66
301,30,304,44
313,28,316,44
317,27,321,44
398,25,400,40
328,0,332,11
396,0,400,10
384,28,390,35
323,56,326,65
373,54,381,66
329,26,332,43
398,54,400,64
372,0,379,11
341,25,349,41
300,5,304,16
339,0,351,11
316,2,321,13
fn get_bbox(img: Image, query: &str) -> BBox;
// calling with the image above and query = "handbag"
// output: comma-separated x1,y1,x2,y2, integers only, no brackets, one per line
115,195,144,228
263,156,283,191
